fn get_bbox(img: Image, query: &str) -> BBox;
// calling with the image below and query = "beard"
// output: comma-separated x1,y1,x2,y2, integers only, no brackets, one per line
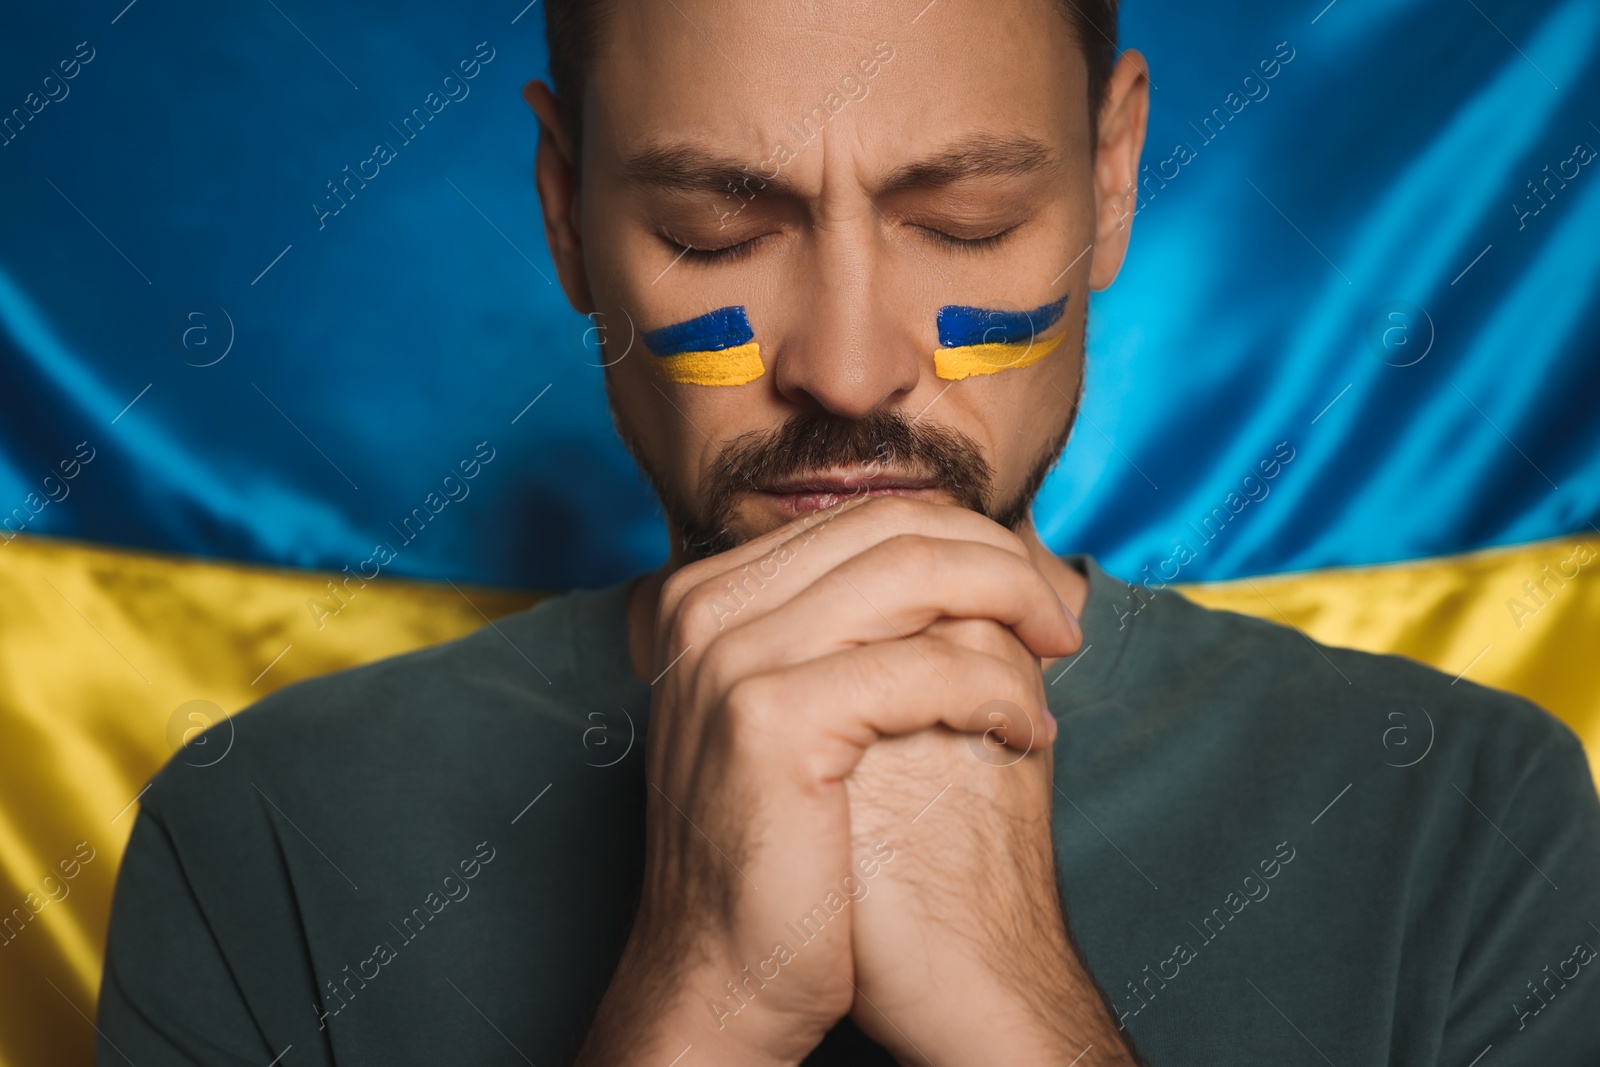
607,368,1084,563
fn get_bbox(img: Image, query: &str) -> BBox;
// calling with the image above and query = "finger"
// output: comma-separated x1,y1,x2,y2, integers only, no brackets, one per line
730,634,1058,786
923,616,1048,713
706,535,1078,688
923,616,1039,667
661,496,1037,638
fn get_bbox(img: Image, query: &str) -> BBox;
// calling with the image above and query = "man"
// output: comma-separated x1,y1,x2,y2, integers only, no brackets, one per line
99,0,1600,1063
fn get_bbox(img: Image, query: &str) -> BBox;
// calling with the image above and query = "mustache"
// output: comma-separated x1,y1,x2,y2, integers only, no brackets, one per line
686,409,995,558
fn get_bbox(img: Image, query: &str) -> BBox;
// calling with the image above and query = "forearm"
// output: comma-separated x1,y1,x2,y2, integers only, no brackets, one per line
983,877,1143,1065
996,904,1142,1066
847,734,1143,1067
1018,948,1144,1066
911,948,1141,1066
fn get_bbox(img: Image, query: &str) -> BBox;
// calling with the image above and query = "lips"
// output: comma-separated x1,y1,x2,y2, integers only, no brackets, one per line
753,470,943,517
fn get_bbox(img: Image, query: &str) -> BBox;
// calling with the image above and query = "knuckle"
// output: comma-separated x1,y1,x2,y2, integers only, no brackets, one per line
721,673,776,729
672,580,730,643
974,618,1024,659
694,636,745,703
662,605,698,659
658,563,702,611
995,523,1029,556
962,648,1038,716
1004,668,1042,714
876,531,939,572
922,633,968,680
975,650,1026,702
927,617,1003,657
1009,681,1049,732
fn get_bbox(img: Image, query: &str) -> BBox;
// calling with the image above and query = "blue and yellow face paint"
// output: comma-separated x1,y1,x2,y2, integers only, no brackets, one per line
934,293,1070,381
643,306,765,386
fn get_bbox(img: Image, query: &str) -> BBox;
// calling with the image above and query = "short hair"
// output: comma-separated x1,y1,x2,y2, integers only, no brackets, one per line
543,0,1119,156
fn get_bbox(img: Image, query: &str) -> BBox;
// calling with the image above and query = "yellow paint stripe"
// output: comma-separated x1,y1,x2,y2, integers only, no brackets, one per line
934,332,1065,381
653,342,764,386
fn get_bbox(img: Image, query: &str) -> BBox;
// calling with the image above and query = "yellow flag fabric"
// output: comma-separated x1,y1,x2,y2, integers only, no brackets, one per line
0,531,1594,1066
0,535,540,1067
1175,534,1599,766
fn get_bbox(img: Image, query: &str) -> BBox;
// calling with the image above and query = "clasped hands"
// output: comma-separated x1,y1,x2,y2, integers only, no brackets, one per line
577,496,1139,1067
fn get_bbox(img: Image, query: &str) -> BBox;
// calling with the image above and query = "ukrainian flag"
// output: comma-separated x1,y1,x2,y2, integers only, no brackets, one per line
2,1,1597,1063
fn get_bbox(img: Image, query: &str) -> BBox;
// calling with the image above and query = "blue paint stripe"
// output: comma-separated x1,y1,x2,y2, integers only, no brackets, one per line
937,293,1070,348
642,306,754,356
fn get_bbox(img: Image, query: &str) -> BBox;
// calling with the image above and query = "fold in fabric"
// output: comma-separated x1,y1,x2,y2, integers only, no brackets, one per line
0,530,1593,1064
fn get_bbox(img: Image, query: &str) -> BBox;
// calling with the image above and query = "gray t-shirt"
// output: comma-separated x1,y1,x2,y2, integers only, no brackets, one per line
98,556,1600,1064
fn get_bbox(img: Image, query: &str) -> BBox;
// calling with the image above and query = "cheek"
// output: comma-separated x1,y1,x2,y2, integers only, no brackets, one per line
988,356,1084,478
606,364,752,492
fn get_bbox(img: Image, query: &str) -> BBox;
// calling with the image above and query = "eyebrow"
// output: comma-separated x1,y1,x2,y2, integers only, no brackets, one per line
877,133,1057,195
620,143,802,199
619,132,1057,201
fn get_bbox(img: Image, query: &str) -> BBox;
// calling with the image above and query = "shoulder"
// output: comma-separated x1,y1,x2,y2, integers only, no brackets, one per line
1137,582,1587,776
104,583,651,1059
139,582,640,828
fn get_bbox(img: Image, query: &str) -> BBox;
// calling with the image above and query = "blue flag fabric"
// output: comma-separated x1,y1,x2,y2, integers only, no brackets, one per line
2,0,1596,587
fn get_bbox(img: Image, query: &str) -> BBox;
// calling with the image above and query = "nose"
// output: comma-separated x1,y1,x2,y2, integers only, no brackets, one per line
770,217,922,419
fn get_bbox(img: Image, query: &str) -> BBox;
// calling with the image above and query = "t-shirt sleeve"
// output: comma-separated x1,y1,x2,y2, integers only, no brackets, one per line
97,806,280,1066
1439,729,1600,1062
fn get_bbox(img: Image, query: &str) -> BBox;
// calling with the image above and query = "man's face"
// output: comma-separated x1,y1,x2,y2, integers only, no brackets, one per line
534,0,1143,560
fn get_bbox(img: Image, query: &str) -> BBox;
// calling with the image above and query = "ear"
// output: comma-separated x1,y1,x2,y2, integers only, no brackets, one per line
1087,50,1151,292
522,78,596,313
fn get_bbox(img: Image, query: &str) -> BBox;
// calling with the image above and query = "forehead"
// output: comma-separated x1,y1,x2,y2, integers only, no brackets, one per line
584,0,1086,172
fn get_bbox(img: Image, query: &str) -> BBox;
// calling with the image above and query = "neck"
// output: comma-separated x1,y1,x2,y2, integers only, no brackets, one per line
624,516,1088,684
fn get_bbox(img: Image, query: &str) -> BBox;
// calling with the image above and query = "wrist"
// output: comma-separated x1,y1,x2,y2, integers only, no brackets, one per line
575,931,818,1067
860,953,1135,1067
581,996,801,1067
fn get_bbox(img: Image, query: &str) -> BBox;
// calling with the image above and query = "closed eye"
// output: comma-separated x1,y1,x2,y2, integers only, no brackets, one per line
917,225,1018,253
658,228,767,264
